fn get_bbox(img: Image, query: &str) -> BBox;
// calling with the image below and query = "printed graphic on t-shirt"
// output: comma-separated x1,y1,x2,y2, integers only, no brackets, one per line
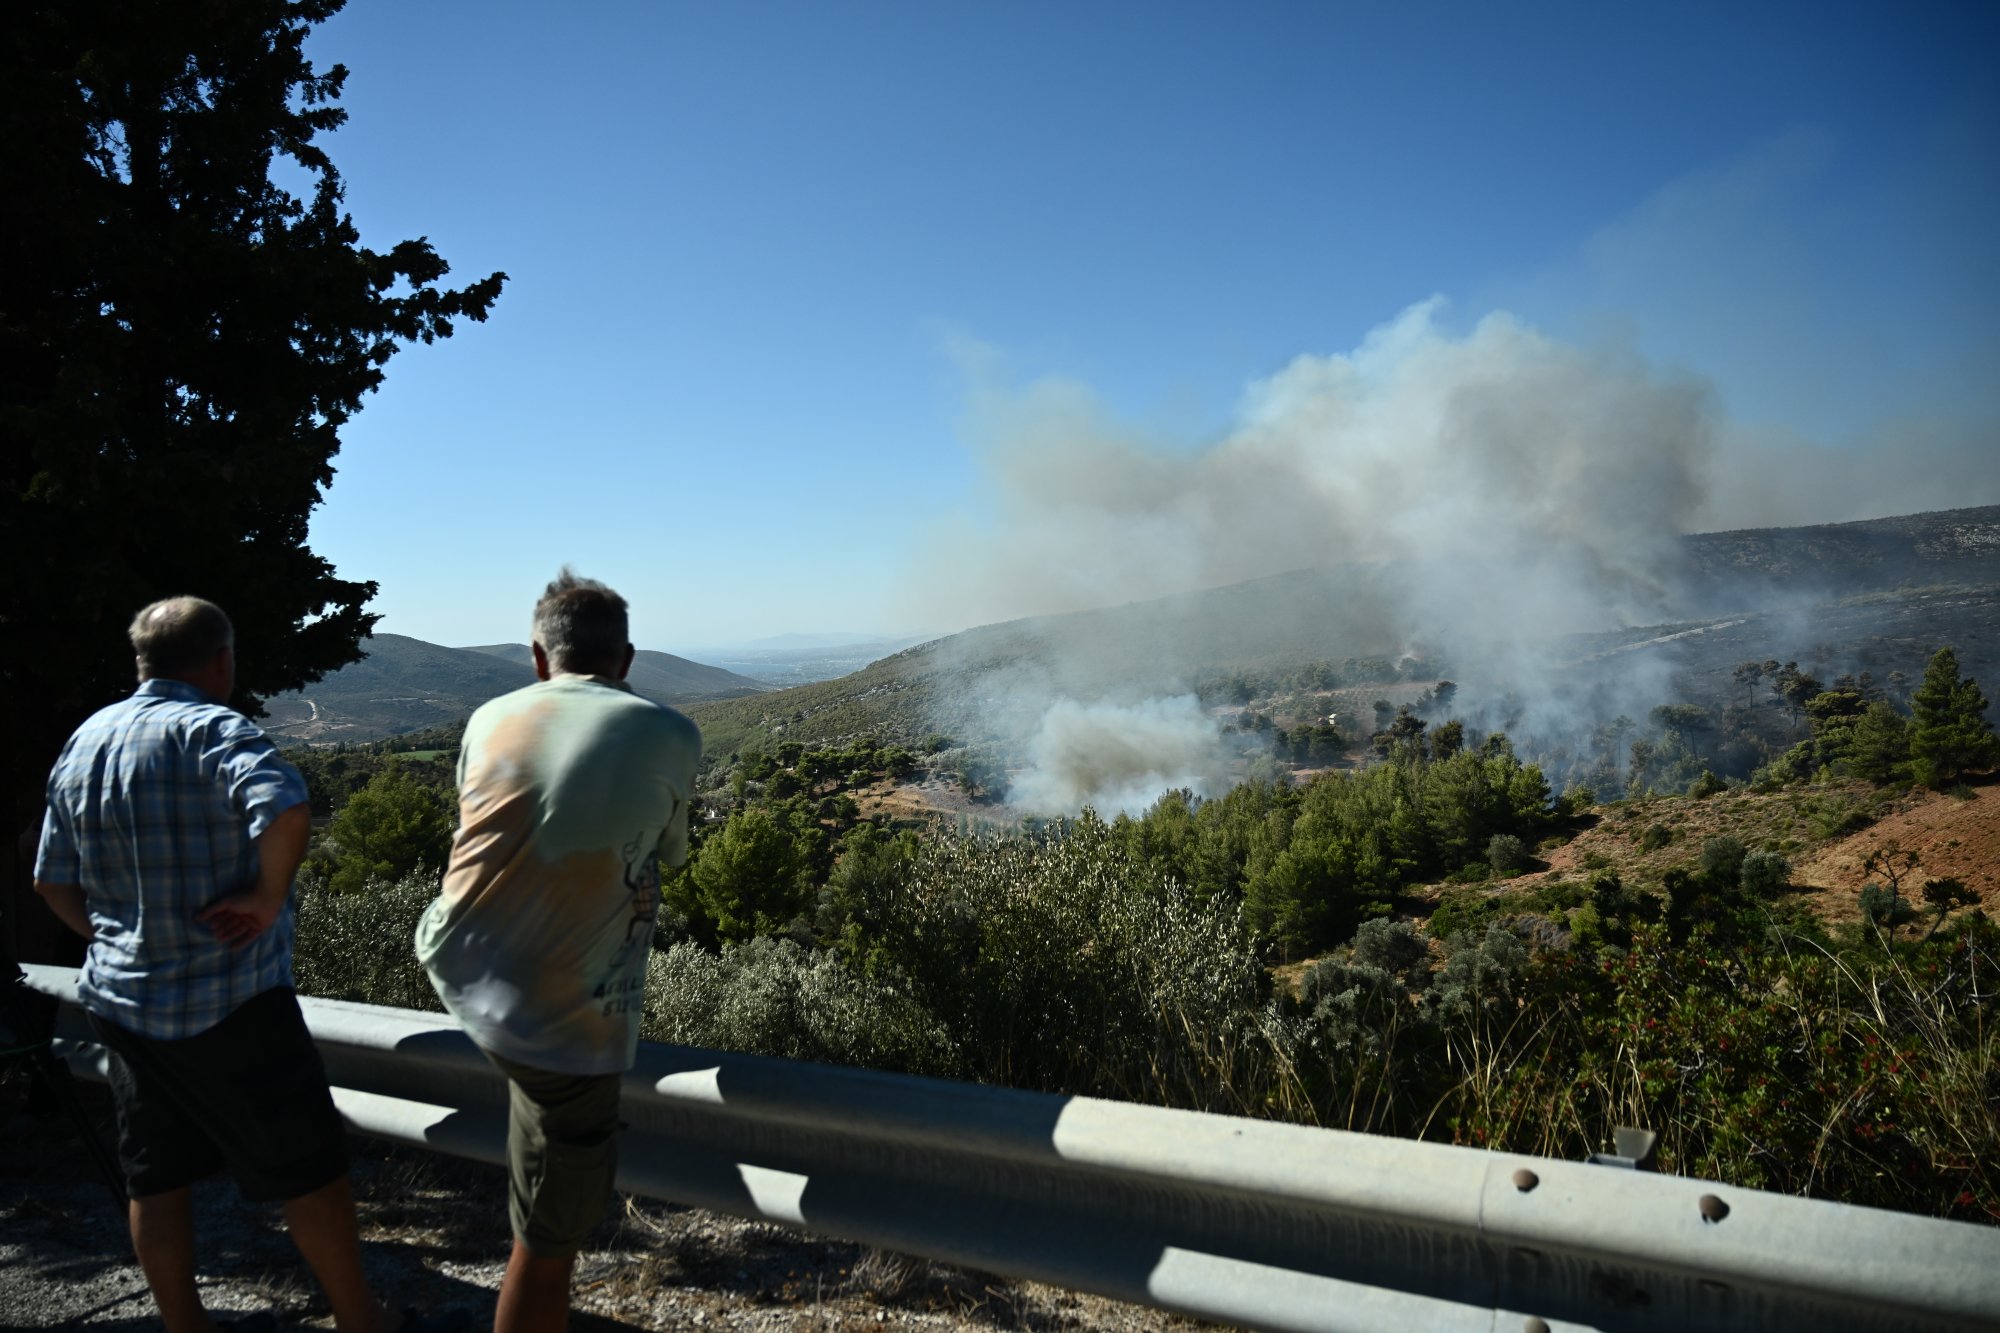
591,832,662,1020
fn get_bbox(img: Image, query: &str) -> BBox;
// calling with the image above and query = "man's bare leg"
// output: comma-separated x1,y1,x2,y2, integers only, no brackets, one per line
281,1175,394,1333
130,1187,213,1333
494,1239,575,1333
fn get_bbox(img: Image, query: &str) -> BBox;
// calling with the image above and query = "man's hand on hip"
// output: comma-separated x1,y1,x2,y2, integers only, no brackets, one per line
197,889,286,948
33,880,93,940
197,801,312,949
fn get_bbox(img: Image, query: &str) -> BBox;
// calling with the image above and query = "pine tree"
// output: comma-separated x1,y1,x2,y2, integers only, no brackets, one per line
1909,647,1999,787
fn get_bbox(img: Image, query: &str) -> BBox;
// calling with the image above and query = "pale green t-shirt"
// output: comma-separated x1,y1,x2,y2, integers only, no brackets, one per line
416,674,701,1075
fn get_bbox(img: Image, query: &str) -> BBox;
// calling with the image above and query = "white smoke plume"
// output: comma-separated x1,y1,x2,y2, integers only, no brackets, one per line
925,301,1729,814
922,299,1715,638
919,296,1994,814
1006,695,1229,817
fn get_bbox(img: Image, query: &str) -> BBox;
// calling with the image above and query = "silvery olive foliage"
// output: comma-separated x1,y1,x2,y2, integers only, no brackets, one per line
1738,849,1792,898
1297,919,1431,1063
873,813,1276,1107
640,937,960,1079
1484,834,1528,875
647,812,1282,1111
1282,917,1533,1134
292,868,444,1012
1423,923,1529,1025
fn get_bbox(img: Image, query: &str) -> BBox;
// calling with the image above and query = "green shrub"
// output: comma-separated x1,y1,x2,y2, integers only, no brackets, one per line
1485,834,1527,875
1699,836,1747,885
1809,798,1876,840
1526,878,1587,913
1423,924,1528,1025
1555,785,1596,817
1685,770,1728,799
1919,879,1980,939
1294,919,1438,1133
681,806,811,942
292,870,442,1011
1347,917,1430,978
1457,920,2000,1219
1428,888,1501,939
1860,884,1919,940
307,766,456,896
642,937,960,1078
1739,850,1791,897
1590,872,1631,917
1639,823,1675,852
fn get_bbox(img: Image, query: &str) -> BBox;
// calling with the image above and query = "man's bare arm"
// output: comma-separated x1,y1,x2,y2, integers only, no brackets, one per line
32,879,92,940
197,801,312,948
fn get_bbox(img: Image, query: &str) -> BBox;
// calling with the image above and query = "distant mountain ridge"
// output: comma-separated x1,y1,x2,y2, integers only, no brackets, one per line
1680,506,2000,607
261,634,768,744
264,506,2000,750
729,630,917,651
695,636,930,686
460,643,770,702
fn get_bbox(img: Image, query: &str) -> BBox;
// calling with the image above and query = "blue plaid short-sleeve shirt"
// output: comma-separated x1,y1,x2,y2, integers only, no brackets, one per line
34,678,310,1038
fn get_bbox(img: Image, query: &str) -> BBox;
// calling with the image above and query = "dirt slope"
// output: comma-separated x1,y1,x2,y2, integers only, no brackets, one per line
1794,782,1999,924
1510,778,1997,930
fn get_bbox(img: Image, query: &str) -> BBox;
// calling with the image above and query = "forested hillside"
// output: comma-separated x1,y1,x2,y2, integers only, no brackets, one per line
687,508,2000,775
285,641,2000,1226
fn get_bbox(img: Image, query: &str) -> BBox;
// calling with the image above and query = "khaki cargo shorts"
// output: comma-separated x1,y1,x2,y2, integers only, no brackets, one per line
484,1050,623,1256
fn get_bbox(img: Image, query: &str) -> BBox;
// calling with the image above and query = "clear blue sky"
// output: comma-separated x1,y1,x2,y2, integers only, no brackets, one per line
300,0,2000,653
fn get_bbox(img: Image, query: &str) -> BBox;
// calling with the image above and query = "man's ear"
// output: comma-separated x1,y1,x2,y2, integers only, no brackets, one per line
531,642,552,682
212,643,236,699
616,643,635,681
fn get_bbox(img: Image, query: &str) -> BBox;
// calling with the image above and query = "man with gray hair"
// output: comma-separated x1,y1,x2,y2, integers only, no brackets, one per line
418,569,701,1333
34,597,405,1333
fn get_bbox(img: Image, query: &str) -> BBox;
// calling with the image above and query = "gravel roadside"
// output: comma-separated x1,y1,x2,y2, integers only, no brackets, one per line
1,1075,1223,1333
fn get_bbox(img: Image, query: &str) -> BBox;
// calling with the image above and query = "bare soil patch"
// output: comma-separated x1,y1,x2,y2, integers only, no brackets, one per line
1484,778,1997,932
1793,780,1999,926
854,779,1021,827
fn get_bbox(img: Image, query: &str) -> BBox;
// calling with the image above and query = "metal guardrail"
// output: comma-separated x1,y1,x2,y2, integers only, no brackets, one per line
21,963,2000,1333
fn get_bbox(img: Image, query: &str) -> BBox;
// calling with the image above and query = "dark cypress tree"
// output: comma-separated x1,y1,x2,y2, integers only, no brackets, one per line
2,1,506,828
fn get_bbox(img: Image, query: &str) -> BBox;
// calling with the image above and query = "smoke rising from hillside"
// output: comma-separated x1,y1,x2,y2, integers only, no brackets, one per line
924,300,1715,639
923,298,1996,813
1004,695,1231,816
929,302,1722,811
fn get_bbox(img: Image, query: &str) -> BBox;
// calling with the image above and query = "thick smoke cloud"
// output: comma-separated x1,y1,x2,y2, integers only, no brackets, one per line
924,300,1715,636
922,290,2000,813
1006,695,1230,817
911,111,2000,813
924,300,1735,812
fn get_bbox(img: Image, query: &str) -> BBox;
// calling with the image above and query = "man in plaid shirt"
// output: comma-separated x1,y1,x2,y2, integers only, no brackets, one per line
34,597,404,1333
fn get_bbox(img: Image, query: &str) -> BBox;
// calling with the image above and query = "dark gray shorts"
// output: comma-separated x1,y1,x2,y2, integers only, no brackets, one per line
484,1050,623,1256
88,986,347,1202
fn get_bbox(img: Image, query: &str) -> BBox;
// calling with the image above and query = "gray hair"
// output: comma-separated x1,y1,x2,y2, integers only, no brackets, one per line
533,567,629,675
129,597,234,677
